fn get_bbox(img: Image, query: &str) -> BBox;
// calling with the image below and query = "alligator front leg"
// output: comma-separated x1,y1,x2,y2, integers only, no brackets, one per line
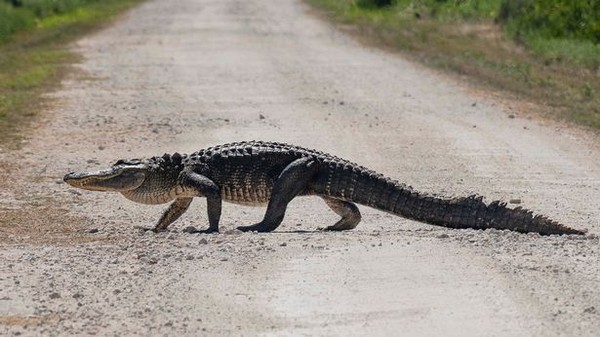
238,157,318,233
140,172,222,233
180,171,222,233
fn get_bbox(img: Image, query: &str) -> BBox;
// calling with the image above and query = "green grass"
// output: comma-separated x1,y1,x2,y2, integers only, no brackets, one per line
306,0,600,130
0,0,144,146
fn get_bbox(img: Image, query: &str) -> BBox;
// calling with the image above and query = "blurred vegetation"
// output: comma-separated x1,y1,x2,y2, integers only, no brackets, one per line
0,0,101,40
0,0,143,146
499,0,599,43
307,0,599,129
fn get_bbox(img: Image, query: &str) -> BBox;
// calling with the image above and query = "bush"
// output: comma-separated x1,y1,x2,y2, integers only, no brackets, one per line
356,0,395,9
0,0,98,41
20,0,92,17
499,0,600,43
0,2,34,40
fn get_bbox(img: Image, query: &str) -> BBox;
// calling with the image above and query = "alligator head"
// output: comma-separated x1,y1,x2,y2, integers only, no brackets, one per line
63,159,149,192
64,154,185,204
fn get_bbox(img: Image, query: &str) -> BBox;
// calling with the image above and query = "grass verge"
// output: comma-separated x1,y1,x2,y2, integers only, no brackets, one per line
305,0,599,130
0,0,144,147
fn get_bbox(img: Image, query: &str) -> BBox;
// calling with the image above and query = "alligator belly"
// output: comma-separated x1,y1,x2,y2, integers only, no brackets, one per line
220,185,271,206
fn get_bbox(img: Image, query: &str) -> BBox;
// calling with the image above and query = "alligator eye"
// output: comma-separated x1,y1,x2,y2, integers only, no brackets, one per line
114,158,142,166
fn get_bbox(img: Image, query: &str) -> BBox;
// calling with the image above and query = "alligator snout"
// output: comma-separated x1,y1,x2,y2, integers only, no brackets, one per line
63,171,78,182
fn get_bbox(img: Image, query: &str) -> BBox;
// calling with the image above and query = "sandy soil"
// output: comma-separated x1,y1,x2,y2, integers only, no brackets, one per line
1,0,599,336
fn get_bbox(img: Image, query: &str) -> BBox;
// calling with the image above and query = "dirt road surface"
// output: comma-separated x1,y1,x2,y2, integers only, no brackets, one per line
1,0,599,336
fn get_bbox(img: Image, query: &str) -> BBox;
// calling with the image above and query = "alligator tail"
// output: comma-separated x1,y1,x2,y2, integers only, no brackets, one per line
328,167,585,235
384,190,584,235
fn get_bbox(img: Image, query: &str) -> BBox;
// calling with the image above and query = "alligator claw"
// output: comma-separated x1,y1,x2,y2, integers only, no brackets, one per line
198,228,219,234
134,225,167,233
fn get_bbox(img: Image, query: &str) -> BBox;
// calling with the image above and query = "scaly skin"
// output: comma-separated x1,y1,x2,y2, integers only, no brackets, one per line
63,141,585,235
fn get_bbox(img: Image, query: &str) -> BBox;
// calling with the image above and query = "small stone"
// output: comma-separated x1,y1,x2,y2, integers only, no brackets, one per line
72,293,84,299
436,233,449,239
88,228,99,234
140,256,157,265
199,238,209,245
508,114,516,119
259,114,265,120
183,226,199,234
583,306,596,314
509,199,521,204
49,292,61,299
279,242,287,247
186,255,195,261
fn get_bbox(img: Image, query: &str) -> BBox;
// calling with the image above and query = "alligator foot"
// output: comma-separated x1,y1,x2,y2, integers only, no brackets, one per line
237,222,273,233
317,225,353,231
134,225,168,233
182,226,218,234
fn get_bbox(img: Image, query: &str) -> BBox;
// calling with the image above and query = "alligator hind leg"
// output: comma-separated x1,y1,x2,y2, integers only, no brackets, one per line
322,197,361,230
238,157,318,233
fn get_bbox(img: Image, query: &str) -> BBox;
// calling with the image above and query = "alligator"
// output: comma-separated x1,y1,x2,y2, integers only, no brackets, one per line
63,140,584,235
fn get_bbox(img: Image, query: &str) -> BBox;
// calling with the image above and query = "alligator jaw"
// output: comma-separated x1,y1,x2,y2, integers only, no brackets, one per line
64,168,146,192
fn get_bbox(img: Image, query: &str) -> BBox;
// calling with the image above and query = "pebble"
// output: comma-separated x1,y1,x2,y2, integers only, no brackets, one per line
183,226,199,234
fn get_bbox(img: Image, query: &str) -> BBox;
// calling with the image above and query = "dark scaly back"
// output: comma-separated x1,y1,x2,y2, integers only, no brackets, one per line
181,141,344,204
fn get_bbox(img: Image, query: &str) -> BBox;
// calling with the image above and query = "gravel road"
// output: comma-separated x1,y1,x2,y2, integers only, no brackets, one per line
1,0,599,336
